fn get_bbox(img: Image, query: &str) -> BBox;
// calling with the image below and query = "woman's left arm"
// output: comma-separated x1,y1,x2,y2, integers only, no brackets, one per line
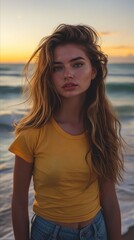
99,179,122,240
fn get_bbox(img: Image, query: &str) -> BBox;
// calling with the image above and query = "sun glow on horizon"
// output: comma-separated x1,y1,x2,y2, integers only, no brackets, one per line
0,48,34,63
1,45,134,63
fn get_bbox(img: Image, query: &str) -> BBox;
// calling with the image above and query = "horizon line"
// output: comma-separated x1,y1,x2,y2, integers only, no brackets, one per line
0,61,134,65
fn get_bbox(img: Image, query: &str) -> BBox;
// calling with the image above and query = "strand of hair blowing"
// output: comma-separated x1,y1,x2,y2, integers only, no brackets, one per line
86,81,124,183
14,42,59,132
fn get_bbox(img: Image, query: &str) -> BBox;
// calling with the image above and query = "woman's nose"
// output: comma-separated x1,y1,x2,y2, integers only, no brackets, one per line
64,67,74,80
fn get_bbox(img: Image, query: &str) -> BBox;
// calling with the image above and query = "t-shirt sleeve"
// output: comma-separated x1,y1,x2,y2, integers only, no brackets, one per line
8,128,39,163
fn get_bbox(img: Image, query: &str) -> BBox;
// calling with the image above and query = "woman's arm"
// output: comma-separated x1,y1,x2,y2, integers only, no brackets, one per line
12,155,33,240
99,179,122,240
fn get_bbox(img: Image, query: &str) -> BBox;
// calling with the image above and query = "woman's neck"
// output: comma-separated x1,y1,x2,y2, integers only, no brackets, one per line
53,96,86,135
54,96,85,124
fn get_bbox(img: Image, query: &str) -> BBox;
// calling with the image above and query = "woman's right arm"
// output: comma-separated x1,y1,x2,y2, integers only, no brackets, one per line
12,155,33,240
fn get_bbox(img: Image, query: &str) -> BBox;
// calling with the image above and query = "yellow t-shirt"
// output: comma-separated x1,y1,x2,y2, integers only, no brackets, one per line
9,118,101,222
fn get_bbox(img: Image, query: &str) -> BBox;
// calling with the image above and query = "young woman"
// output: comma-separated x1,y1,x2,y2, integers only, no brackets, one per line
9,24,124,240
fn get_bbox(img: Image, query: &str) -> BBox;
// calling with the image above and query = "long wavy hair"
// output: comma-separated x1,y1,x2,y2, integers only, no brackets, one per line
15,24,124,183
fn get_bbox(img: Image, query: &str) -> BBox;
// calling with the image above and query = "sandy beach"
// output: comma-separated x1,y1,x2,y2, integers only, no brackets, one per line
122,226,134,240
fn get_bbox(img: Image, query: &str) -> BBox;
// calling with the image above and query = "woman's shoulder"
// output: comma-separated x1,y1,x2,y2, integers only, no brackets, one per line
16,120,51,138
17,126,40,137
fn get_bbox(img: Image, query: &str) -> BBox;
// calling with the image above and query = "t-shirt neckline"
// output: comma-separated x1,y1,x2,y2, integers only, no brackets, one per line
51,117,87,139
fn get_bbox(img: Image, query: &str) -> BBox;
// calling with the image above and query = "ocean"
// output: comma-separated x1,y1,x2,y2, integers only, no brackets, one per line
0,63,134,239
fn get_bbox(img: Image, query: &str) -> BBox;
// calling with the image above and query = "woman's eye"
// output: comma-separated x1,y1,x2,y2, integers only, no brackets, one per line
53,66,63,72
73,62,84,68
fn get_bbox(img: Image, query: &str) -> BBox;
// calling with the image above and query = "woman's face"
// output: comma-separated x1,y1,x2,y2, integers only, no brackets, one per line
51,43,96,99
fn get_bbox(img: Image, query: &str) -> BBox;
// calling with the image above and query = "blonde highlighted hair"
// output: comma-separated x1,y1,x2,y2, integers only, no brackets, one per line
15,24,124,183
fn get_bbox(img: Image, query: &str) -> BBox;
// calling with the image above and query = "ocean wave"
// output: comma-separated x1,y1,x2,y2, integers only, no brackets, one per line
106,82,134,94
0,73,22,77
115,105,134,114
0,68,11,71
0,86,22,94
0,113,24,129
0,82,134,95
114,106,134,120
108,73,134,77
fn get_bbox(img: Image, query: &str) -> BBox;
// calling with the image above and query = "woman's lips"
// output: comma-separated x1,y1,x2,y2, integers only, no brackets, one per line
62,83,78,90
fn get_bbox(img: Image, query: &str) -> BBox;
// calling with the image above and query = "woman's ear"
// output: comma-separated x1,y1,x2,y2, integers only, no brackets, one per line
91,68,97,80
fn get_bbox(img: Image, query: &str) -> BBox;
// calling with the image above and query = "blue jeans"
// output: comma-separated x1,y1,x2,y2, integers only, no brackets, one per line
30,210,107,240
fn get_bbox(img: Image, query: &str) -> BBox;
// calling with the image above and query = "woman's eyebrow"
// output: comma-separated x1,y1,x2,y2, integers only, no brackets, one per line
53,56,85,65
70,57,85,62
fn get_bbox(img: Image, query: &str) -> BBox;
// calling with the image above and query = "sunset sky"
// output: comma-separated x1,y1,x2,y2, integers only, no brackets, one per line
0,0,134,63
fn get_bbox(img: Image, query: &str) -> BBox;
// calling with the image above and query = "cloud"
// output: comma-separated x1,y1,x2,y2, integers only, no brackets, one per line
110,46,134,50
102,45,134,57
99,31,119,36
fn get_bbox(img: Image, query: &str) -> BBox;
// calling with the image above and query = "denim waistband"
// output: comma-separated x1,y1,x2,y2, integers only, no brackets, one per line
32,209,103,236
